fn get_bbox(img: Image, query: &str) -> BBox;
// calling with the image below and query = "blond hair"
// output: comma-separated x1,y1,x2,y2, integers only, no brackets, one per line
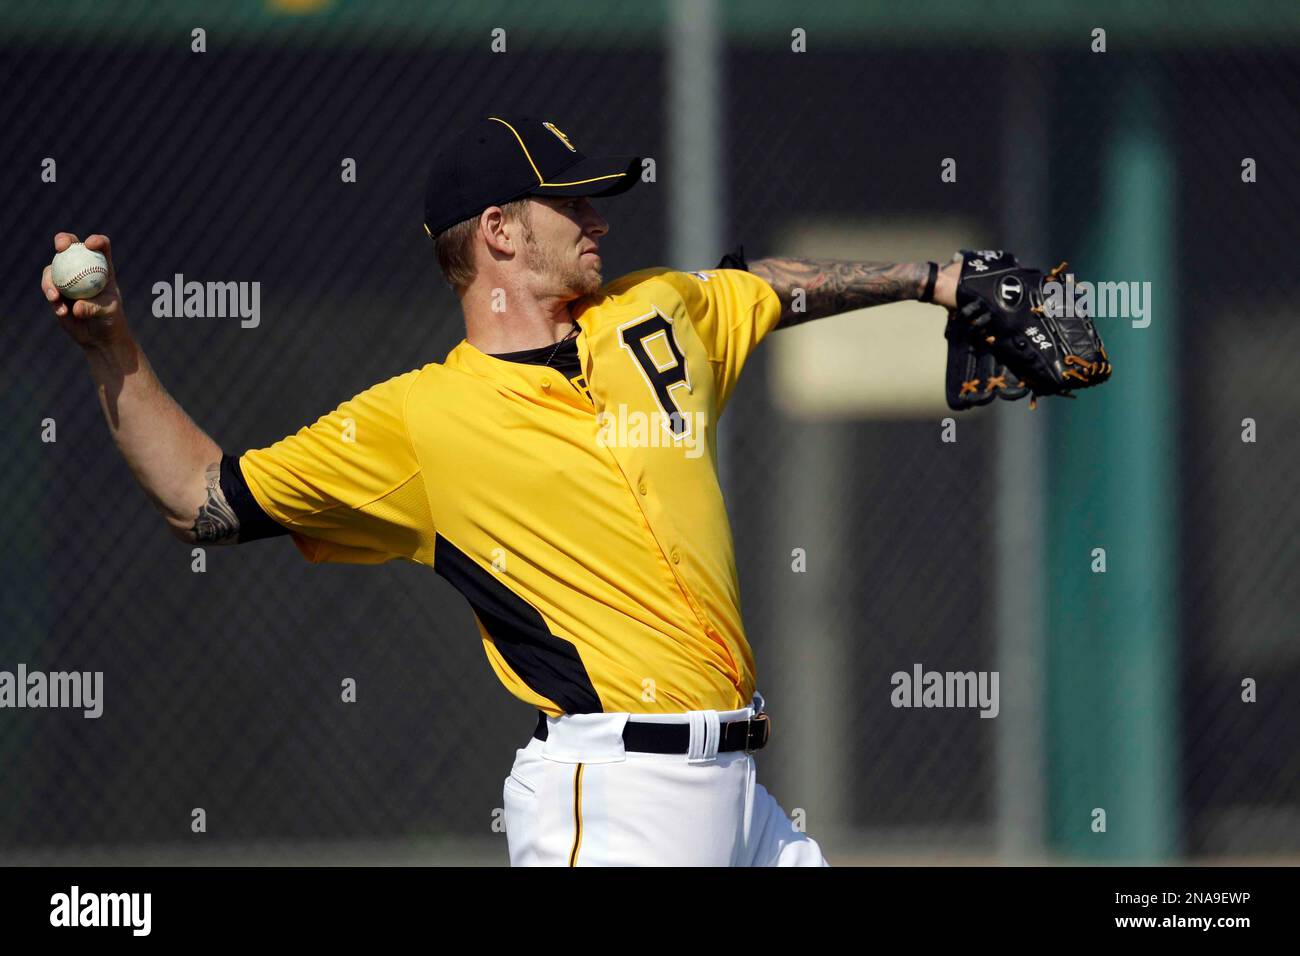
434,198,533,292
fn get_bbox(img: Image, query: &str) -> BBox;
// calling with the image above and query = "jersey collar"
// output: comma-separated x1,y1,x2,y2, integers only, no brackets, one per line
445,338,594,408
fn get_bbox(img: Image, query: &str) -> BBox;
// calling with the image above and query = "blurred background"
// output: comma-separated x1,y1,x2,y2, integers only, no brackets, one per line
1,0,1297,866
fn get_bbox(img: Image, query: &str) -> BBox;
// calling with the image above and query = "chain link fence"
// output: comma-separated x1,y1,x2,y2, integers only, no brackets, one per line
1,1,1297,864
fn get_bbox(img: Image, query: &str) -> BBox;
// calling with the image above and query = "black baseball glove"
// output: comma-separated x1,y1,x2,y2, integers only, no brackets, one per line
944,249,1112,410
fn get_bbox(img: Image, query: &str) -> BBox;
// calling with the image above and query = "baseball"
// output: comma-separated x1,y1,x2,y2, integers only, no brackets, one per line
51,242,109,300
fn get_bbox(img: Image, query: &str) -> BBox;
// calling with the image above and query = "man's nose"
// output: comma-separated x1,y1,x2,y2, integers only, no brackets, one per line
582,201,609,237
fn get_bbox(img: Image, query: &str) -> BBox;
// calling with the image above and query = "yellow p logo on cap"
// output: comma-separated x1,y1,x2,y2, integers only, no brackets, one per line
543,122,577,153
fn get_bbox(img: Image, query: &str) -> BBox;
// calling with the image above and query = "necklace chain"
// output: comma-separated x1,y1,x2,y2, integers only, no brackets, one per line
543,322,579,369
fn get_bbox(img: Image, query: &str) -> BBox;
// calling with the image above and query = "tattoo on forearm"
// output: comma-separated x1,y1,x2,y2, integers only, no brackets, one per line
749,257,929,328
191,461,240,544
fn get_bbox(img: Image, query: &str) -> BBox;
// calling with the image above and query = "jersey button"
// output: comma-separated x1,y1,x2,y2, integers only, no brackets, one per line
540,377,552,390
638,482,647,496
671,549,681,565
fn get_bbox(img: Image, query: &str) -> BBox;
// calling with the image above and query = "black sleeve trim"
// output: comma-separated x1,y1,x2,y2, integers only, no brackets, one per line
715,244,748,271
219,453,289,542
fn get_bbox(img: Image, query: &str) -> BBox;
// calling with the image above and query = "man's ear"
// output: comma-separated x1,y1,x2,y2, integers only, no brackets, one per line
479,206,513,257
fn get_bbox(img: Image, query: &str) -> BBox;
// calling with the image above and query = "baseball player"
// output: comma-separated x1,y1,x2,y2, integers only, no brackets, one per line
42,115,1107,866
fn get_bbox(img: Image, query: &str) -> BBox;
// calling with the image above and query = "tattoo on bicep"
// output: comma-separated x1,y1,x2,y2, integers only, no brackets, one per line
191,461,240,544
750,257,928,328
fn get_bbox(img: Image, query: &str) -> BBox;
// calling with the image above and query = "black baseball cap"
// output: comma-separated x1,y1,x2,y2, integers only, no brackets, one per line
423,116,641,238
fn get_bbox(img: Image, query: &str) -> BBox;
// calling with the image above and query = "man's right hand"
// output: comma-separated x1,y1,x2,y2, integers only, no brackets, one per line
42,232,131,352
39,230,229,543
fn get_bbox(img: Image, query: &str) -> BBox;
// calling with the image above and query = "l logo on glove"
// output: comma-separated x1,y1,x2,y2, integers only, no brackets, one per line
997,275,1024,307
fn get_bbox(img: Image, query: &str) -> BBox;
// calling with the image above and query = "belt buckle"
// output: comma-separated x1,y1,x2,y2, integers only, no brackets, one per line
743,712,770,755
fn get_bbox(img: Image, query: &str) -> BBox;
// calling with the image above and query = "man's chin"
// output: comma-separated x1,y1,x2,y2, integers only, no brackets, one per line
571,268,603,296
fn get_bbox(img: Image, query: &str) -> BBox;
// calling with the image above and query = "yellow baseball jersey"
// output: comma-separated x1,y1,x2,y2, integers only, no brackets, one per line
240,268,782,716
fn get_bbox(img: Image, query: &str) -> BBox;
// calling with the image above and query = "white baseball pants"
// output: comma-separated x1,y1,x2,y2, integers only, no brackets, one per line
502,697,828,866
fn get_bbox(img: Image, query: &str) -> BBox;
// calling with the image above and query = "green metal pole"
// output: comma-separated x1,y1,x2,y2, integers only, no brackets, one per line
1047,72,1179,860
